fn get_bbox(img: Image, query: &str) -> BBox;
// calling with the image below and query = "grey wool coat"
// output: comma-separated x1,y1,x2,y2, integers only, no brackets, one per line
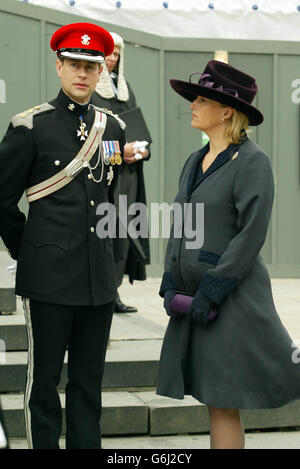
157,135,300,409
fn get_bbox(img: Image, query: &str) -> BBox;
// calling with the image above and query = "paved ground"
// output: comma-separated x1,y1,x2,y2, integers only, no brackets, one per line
8,430,300,449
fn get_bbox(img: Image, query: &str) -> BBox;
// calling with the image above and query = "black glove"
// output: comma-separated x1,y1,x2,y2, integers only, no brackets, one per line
188,289,218,326
164,289,184,318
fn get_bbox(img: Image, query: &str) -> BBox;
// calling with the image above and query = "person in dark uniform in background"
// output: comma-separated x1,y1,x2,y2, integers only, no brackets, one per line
92,32,150,314
0,23,126,449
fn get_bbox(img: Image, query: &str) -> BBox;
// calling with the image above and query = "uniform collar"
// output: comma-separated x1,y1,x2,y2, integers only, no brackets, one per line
57,89,91,116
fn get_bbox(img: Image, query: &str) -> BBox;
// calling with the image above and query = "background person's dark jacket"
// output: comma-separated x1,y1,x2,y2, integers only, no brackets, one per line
92,80,150,283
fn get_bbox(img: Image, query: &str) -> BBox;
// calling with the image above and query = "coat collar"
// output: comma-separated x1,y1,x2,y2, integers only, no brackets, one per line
186,133,248,197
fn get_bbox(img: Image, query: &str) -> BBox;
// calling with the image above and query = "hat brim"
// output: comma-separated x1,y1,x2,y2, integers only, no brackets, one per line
170,79,263,126
59,50,104,63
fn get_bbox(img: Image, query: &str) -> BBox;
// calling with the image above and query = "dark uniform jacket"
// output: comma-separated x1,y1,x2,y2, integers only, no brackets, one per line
0,89,125,306
92,79,150,283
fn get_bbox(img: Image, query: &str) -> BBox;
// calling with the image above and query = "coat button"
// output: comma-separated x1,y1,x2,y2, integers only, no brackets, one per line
54,160,60,166
90,227,95,233
172,255,176,261
87,174,92,179
90,200,95,206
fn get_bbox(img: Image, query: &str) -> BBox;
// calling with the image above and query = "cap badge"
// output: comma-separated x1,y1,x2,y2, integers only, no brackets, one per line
81,34,91,45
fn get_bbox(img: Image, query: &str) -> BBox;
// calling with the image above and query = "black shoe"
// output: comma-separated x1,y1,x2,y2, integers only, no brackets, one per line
114,298,137,313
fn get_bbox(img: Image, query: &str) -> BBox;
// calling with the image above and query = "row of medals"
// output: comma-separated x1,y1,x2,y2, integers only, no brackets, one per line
78,117,122,166
103,145,122,166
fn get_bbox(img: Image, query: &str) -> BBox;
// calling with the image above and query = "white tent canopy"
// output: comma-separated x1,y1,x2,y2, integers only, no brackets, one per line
19,0,300,41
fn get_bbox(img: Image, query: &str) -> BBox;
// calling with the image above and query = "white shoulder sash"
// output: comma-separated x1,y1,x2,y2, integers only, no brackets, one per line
26,110,107,203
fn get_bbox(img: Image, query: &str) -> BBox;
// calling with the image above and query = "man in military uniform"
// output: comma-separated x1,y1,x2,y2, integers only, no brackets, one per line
0,23,125,449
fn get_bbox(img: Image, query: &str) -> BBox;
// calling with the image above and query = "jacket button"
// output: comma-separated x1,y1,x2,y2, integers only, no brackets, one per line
90,200,95,206
54,160,60,166
87,174,92,179
90,227,95,233
172,255,176,261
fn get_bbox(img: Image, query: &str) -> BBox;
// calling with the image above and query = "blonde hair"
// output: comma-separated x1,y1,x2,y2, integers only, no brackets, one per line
224,107,249,144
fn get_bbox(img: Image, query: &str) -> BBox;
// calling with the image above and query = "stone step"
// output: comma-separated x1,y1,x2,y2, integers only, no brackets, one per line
0,321,26,351
0,288,16,314
1,391,148,438
139,391,300,436
2,390,300,438
0,339,162,392
0,297,166,351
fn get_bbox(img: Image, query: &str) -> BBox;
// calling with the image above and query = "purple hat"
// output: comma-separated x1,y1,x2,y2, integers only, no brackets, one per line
170,60,263,126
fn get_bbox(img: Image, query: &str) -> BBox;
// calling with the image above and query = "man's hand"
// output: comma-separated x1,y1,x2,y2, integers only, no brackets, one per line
123,141,148,164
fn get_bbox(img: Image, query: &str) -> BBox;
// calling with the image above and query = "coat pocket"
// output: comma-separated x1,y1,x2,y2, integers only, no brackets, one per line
198,250,221,265
176,249,221,294
21,223,70,252
16,224,70,294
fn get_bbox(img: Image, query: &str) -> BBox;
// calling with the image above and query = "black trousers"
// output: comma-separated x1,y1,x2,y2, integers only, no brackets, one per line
23,298,113,449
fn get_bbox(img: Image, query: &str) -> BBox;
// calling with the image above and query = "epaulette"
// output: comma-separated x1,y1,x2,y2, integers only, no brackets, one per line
11,103,55,130
91,104,126,131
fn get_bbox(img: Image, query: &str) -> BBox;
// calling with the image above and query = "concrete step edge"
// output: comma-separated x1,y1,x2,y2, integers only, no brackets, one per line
1,339,163,364
0,346,161,392
0,288,16,313
2,390,300,437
